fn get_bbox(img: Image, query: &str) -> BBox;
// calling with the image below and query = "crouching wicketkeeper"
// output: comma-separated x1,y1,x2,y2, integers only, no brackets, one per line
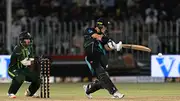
7,32,41,98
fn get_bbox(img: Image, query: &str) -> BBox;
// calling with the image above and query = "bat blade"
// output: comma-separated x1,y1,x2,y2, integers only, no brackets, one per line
122,44,151,52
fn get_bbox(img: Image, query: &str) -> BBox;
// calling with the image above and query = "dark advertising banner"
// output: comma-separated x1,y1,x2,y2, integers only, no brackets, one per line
50,54,145,77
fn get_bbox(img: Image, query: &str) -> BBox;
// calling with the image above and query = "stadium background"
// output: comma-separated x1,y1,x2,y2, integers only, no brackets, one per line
0,0,180,100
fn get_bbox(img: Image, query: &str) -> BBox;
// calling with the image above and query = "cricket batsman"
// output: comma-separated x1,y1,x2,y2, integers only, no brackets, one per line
7,32,41,98
83,18,125,99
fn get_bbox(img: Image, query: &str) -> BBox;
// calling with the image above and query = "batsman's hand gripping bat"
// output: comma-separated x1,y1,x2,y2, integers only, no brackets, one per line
122,44,151,52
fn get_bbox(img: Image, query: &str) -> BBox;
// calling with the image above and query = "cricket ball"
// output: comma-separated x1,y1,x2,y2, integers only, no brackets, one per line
158,53,162,57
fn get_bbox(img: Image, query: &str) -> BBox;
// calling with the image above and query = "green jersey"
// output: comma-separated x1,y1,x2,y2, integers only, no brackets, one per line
8,44,35,71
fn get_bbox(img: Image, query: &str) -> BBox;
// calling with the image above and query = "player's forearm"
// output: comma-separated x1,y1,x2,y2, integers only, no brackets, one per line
91,34,109,43
91,34,103,39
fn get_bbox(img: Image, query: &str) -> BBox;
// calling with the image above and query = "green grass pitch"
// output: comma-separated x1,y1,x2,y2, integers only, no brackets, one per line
0,83,180,101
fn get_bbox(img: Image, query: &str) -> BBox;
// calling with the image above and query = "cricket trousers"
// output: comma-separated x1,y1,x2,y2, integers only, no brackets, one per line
8,67,41,96
84,45,118,95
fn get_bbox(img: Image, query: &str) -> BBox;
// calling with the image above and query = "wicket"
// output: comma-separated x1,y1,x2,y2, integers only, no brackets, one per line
40,58,50,98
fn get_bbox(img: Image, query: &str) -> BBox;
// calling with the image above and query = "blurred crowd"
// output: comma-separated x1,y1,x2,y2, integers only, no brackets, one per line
0,0,180,55
0,0,179,22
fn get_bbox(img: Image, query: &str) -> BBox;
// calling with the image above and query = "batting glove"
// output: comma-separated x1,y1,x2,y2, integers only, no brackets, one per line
107,39,117,50
116,41,122,51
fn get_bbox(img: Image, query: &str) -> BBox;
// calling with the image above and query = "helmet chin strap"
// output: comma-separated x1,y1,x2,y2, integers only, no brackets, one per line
20,41,25,47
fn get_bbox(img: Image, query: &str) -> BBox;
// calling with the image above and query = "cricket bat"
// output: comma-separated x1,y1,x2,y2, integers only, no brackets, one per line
122,44,151,52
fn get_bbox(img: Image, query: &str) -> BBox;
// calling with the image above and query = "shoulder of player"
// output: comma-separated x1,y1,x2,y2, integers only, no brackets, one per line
85,28,96,34
13,45,23,55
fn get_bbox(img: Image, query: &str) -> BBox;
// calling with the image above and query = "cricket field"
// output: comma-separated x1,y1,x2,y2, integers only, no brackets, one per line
0,83,180,101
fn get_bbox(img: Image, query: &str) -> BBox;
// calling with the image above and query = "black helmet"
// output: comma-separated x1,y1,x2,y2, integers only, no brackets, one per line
19,31,32,41
96,18,110,29
19,31,32,45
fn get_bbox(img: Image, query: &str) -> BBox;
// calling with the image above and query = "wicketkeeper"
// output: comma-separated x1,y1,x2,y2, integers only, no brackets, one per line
83,18,124,99
7,32,41,98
